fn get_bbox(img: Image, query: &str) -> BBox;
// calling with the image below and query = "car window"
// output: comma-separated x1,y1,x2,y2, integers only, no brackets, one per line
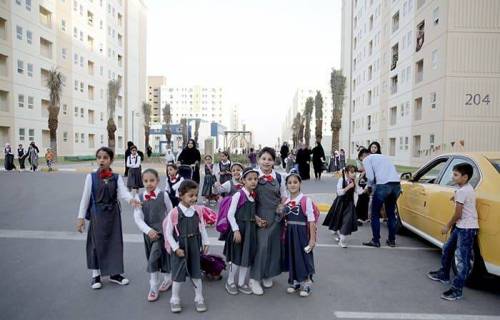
489,159,500,174
414,158,449,184
439,158,481,188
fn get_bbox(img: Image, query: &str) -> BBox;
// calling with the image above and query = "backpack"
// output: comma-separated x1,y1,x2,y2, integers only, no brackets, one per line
200,254,226,280
162,206,206,254
85,172,118,220
216,190,248,234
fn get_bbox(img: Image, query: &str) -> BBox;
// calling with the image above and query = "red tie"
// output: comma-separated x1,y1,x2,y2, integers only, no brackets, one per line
263,175,273,182
235,184,243,190
144,190,156,201
100,169,113,179
250,191,257,199
289,200,296,207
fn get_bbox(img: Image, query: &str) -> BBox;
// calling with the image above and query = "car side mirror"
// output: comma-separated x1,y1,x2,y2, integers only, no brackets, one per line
401,172,412,181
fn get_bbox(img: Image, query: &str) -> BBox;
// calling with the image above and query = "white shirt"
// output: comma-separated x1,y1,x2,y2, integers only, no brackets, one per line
454,183,479,229
165,152,175,163
285,193,315,222
165,175,184,198
257,168,287,199
164,203,210,252
213,178,240,195
213,160,231,182
227,187,255,231
126,154,141,168
133,188,173,234
362,154,400,187
77,173,133,219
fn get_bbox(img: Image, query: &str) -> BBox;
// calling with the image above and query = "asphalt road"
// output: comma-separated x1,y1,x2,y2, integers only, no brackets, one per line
0,171,499,320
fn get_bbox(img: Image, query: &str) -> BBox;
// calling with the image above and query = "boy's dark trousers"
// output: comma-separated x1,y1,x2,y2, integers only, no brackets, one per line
438,227,477,291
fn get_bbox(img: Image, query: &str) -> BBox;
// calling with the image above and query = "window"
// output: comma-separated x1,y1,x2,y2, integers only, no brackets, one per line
74,106,78,117
40,37,53,59
433,7,439,25
18,94,25,108
414,97,423,120
17,60,24,74
62,104,67,115
367,115,372,131
80,133,85,143
16,25,23,40
39,5,52,28
63,132,68,142
80,31,83,41
392,11,400,33
432,49,438,69
430,92,437,109
74,80,78,91
439,158,480,188
61,19,66,31
429,134,435,145
75,133,79,143
413,135,422,158
391,43,399,70
73,27,78,38
26,30,32,44
389,138,396,156
80,107,84,118
415,59,424,83
28,129,35,142
28,96,33,109
390,75,398,94
74,53,78,65
26,0,31,10
390,106,397,125
416,21,425,51
27,63,33,77
405,137,409,150
80,56,84,67
414,158,449,183
80,82,84,92
19,128,25,141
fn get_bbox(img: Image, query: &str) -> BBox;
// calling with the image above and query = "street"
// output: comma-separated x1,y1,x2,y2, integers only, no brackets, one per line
0,171,499,320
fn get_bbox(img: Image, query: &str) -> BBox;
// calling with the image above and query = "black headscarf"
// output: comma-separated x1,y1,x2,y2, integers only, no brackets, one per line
178,139,201,165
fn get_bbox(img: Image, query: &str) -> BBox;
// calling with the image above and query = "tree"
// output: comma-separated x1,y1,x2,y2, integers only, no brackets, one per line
330,69,346,153
314,90,324,144
291,112,301,148
298,113,305,145
162,103,172,149
304,97,314,148
142,102,152,151
107,79,121,151
46,68,63,160
194,119,201,143
180,118,188,147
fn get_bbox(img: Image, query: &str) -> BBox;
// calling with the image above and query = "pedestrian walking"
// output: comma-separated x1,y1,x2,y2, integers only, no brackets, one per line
247,148,258,169
3,143,16,171
295,144,311,180
27,142,39,171
133,168,173,302
280,142,290,169
223,167,259,296
358,148,401,248
45,148,55,171
76,147,140,290
163,180,210,313
427,163,478,301
280,173,316,297
17,144,26,170
249,147,287,295
312,142,326,180
126,145,144,193
339,149,346,170
124,141,134,177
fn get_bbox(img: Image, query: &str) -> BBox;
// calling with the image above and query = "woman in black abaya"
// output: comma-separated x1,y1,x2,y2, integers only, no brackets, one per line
177,139,202,183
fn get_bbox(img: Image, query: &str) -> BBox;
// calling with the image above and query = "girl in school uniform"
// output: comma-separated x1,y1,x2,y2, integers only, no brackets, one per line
164,180,210,313
201,155,217,205
325,165,359,248
134,168,173,302
214,151,232,188
249,147,287,295
213,162,244,197
224,167,259,295
280,173,316,297
77,147,140,289
126,145,143,193
165,163,184,208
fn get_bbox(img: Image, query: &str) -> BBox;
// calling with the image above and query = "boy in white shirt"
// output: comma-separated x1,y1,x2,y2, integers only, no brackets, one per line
427,163,479,301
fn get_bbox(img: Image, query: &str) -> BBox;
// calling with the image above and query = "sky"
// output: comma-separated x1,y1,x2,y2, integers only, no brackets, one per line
146,0,342,146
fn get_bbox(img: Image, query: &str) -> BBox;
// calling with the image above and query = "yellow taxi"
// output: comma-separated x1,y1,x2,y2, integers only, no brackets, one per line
397,152,500,282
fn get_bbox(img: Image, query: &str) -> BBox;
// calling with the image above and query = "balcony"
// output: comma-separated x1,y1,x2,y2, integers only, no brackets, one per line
88,85,94,100
41,99,49,118
87,36,94,51
392,11,400,33
40,68,49,86
415,59,424,83
0,54,7,77
0,90,8,112
0,17,6,40
88,60,94,75
390,75,398,94
391,43,399,71
39,6,52,29
88,110,95,124
40,37,53,59
87,11,94,26
390,106,397,125
414,97,423,121
416,21,425,52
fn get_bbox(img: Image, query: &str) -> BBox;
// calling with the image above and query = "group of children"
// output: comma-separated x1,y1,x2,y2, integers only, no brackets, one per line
77,146,318,314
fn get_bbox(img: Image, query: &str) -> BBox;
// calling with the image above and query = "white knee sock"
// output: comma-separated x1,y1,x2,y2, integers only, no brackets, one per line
150,272,159,291
227,263,239,285
193,278,204,303
339,234,347,242
238,267,248,286
170,281,182,304
91,269,101,278
161,272,171,282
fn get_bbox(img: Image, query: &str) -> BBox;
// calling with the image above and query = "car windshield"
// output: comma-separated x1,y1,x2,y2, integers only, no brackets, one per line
489,159,500,173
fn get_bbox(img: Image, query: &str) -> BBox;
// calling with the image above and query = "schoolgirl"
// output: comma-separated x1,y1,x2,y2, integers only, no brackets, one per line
214,151,232,187
201,155,217,204
126,145,143,193
165,163,184,208
213,162,244,197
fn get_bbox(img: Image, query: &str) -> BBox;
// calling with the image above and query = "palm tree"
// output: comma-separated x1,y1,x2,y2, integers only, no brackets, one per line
291,112,301,148
107,79,121,151
330,69,346,153
180,118,188,147
162,103,172,149
304,97,314,148
46,68,63,160
314,91,324,144
194,119,201,143
142,102,152,151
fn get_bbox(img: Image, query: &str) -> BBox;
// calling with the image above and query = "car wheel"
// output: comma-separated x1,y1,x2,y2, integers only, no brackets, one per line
451,240,486,287
394,205,405,235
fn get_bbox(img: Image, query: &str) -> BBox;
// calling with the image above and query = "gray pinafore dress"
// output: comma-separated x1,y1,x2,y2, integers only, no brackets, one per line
126,156,143,189
283,202,315,284
202,164,216,197
170,208,203,282
86,171,124,276
250,173,283,280
139,192,171,273
223,193,257,267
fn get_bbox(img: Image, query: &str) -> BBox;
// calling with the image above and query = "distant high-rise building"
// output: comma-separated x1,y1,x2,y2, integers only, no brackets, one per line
230,105,240,131
0,0,147,156
340,0,500,166
147,76,166,124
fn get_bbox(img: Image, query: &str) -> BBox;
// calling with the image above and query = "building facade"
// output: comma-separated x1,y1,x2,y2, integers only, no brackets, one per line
341,0,500,166
0,0,147,158
147,75,165,124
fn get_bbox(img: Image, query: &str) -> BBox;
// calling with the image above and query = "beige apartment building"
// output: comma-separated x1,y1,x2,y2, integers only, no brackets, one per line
341,0,500,166
0,0,147,158
147,75,165,124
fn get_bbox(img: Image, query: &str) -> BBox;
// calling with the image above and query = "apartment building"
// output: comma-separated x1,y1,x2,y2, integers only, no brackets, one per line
341,0,500,166
281,87,334,149
147,75,165,124
0,0,147,157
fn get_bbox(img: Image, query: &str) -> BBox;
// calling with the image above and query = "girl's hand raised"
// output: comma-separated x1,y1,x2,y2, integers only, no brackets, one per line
76,218,85,233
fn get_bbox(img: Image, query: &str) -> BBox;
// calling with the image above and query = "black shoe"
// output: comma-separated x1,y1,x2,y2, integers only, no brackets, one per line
362,240,381,248
386,239,396,247
109,274,130,285
427,271,450,284
91,276,102,289
441,288,463,301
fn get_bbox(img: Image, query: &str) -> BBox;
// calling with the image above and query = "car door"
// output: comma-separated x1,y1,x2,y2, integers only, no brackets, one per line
425,156,482,243
399,156,450,231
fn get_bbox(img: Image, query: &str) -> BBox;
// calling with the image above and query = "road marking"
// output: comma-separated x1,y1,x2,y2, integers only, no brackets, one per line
0,229,437,251
334,311,500,320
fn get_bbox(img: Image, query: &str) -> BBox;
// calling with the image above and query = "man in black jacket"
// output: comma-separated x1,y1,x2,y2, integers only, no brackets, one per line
280,142,289,169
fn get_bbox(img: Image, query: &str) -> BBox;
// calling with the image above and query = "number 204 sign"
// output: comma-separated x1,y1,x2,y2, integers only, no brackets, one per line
465,94,491,106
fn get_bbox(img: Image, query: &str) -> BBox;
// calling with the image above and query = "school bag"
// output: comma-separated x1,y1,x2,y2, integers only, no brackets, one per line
162,206,206,254
197,205,217,226
300,196,320,241
215,190,248,234
85,171,118,220
200,254,226,280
